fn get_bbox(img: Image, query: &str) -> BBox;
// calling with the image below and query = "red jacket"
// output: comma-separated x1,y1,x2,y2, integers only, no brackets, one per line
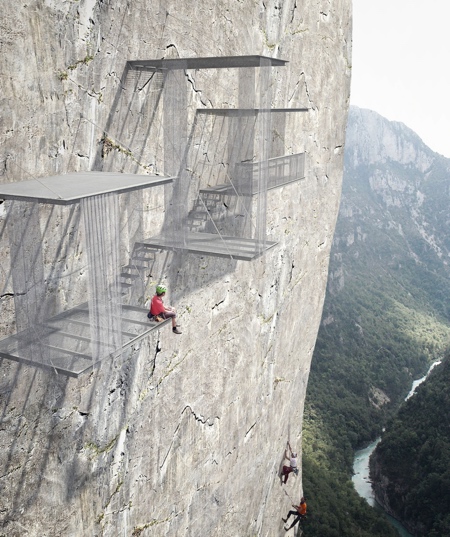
150,295,165,316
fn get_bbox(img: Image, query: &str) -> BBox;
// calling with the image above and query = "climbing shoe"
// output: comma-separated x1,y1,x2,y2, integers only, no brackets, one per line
173,327,182,335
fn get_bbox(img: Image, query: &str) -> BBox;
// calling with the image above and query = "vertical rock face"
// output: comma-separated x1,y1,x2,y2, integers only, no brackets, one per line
0,1,351,536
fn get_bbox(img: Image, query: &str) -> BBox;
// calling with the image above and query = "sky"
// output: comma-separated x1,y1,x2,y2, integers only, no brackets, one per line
351,0,450,157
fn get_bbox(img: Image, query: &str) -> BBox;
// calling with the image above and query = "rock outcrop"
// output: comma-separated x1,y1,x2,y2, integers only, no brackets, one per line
329,106,450,299
0,1,351,535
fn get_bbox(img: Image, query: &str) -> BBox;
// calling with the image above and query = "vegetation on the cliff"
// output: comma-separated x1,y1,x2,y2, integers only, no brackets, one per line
370,354,450,537
302,107,450,537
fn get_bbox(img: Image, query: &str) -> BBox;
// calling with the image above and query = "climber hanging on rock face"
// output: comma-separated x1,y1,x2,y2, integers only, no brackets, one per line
148,284,182,334
282,496,307,531
281,441,298,484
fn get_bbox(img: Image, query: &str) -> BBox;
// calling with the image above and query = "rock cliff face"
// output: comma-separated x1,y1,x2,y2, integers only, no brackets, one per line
0,1,351,536
345,107,435,170
328,106,450,297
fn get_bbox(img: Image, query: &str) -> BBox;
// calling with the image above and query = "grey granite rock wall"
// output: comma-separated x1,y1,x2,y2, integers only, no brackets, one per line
0,1,351,535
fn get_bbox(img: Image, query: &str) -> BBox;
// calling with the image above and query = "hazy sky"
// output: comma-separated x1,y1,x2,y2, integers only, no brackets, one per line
351,0,450,157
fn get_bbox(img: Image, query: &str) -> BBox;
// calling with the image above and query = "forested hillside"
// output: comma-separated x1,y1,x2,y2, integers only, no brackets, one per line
302,107,450,537
370,354,450,537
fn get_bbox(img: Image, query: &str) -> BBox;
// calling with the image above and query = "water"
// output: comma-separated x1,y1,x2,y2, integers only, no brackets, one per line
405,360,441,400
352,361,442,537
352,438,380,507
353,440,413,537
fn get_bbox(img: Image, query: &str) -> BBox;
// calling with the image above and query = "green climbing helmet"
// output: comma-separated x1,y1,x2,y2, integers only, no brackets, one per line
156,284,167,295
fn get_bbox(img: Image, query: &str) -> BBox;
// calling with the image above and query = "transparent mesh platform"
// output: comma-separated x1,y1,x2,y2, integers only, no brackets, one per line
0,171,172,204
0,55,308,375
127,55,287,71
0,172,175,376
0,305,170,377
125,55,307,260
138,233,277,261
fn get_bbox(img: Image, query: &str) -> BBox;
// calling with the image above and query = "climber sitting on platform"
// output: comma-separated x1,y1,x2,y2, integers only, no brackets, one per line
148,284,182,335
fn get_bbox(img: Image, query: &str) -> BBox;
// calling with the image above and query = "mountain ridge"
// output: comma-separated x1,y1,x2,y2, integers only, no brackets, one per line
302,105,450,537
346,106,438,169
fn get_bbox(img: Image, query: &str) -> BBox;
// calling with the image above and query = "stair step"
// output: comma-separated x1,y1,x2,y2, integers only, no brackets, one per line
123,264,147,271
134,245,156,253
132,256,152,262
192,212,208,220
120,272,140,279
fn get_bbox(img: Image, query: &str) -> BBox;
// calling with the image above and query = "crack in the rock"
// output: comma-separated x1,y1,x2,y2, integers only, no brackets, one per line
212,298,225,310
245,421,257,438
182,405,219,426
290,0,297,24
0,464,22,479
288,78,300,103
160,403,219,469
149,340,161,377
304,76,313,106
186,73,208,107
0,155,9,177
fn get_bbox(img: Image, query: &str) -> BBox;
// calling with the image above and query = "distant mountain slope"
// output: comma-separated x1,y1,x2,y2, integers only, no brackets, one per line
302,106,450,537
335,107,450,322
370,354,450,537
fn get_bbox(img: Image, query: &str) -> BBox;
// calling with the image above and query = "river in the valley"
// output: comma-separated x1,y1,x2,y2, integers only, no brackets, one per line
352,361,442,537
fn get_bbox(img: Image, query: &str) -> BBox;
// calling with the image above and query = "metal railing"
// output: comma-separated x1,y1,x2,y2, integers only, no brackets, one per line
233,152,305,196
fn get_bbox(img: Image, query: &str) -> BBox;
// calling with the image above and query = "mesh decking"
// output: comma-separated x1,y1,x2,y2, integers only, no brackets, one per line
0,173,174,376
0,171,172,204
0,304,170,377
127,55,287,71
0,56,308,374
126,55,305,260
138,234,278,261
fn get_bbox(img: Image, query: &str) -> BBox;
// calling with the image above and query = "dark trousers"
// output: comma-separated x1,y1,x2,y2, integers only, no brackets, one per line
282,465,294,483
285,510,303,529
